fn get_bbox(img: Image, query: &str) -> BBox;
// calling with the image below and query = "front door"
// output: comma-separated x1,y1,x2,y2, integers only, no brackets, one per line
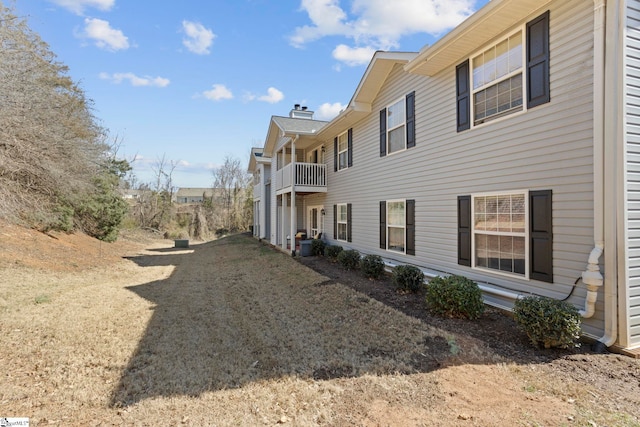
308,205,323,238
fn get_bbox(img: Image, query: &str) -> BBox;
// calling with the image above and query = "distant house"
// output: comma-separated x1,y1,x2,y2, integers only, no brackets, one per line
121,189,143,200
250,0,640,354
175,188,214,204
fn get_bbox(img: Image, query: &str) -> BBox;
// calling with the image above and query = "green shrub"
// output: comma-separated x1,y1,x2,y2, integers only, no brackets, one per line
425,275,485,320
392,265,424,293
513,296,581,349
311,239,326,256
361,254,385,279
338,249,360,270
325,245,343,259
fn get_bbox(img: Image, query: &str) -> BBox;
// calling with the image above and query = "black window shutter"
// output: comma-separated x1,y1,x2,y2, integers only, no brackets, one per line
457,195,471,266
530,190,553,282
406,91,416,149
347,128,353,167
526,11,550,108
333,137,338,172
333,204,337,240
347,203,352,242
379,201,386,249
456,61,470,132
406,199,415,256
379,108,387,157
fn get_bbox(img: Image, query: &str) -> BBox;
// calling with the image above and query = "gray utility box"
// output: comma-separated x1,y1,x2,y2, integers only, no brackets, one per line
174,239,189,248
299,239,312,257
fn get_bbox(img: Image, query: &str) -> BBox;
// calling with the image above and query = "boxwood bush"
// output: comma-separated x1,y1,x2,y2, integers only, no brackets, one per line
324,245,343,260
338,249,360,270
392,265,424,293
361,254,385,279
425,275,484,320
513,296,581,349
311,239,326,256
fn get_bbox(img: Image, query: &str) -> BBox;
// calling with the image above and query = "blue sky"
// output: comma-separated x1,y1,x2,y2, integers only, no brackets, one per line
15,0,489,188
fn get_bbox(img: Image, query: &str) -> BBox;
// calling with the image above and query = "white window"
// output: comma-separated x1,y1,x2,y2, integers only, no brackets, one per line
472,30,524,125
337,131,349,170
386,98,406,154
337,204,348,241
387,200,405,253
473,192,527,277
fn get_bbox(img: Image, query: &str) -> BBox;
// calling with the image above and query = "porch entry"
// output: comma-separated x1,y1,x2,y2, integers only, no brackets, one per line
307,147,324,164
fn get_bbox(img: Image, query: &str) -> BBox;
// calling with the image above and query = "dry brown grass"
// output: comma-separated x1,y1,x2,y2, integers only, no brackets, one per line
0,229,637,426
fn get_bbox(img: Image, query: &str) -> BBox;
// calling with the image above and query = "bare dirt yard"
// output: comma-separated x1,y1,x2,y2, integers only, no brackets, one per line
0,223,639,426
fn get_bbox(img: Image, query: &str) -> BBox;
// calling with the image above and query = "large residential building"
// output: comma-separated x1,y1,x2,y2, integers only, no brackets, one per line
249,0,640,354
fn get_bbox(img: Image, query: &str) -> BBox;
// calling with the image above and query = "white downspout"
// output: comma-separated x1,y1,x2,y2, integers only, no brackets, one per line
598,0,622,348
580,0,606,319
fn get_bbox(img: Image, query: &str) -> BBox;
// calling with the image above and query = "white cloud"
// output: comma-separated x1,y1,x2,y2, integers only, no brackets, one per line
202,84,234,101
257,87,284,104
49,0,114,15
315,102,346,120
291,0,476,66
290,0,349,47
100,72,170,87
332,44,375,66
83,18,129,51
182,20,215,55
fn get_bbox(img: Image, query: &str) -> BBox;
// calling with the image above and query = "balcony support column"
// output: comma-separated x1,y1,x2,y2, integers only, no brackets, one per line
289,135,299,256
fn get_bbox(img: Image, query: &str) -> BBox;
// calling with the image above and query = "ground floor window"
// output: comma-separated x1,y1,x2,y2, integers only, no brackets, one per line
473,192,527,277
337,204,348,241
387,200,406,253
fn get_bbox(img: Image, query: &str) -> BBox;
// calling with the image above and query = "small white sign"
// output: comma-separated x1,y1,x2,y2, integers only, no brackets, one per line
0,418,29,427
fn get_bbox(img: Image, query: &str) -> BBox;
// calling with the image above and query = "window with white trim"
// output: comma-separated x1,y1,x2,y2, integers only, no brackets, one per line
473,192,527,277
337,131,348,170
337,204,348,241
472,30,524,125
387,200,405,253
386,98,406,154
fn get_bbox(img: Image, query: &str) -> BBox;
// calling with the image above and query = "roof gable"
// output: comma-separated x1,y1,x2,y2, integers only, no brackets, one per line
318,51,417,138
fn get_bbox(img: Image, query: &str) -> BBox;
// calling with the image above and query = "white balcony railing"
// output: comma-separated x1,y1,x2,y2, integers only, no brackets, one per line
253,184,261,199
275,162,327,192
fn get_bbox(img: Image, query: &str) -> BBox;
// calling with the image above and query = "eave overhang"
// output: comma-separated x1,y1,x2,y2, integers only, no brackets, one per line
404,0,553,76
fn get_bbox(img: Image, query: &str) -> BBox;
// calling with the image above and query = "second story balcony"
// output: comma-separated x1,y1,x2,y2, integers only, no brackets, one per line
276,162,327,194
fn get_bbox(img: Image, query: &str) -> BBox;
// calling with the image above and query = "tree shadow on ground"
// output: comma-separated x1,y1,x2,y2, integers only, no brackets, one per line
111,235,454,407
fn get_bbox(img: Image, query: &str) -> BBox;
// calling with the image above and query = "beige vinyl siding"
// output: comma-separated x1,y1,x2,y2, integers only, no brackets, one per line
323,0,602,336
625,0,640,347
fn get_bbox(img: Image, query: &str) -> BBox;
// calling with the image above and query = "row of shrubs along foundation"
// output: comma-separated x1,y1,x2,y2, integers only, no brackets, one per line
308,240,583,350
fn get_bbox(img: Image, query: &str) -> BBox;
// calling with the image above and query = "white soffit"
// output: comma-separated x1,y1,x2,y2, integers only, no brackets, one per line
405,0,553,76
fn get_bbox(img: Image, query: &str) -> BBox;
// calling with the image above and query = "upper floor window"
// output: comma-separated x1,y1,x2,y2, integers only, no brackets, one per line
387,98,406,154
456,11,549,132
380,91,415,157
472,31,523,125
337,131,349,170
334,128,352,171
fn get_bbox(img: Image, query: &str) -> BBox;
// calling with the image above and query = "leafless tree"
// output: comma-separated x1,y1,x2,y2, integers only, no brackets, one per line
0,3,108,229
212,156,252,232
129,155,176,230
